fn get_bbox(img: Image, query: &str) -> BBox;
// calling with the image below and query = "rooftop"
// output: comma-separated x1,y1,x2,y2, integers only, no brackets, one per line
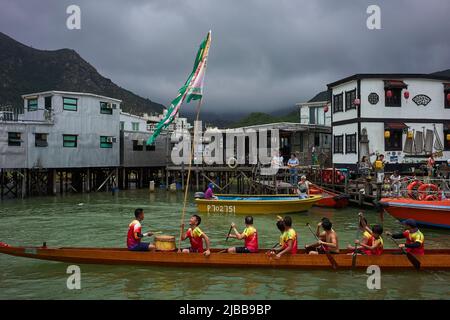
327,73,450,88
22,91,122,103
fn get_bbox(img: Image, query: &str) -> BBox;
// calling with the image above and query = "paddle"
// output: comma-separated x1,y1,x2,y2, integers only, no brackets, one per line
306,223,338,270
225,224,234,242
351,217,361,271
388,236,421,270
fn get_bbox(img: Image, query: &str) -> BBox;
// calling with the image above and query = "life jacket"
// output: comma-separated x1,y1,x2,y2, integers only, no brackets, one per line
362,235,384,255
187,226,204,253
243,226,258,252
127,220,141,249
403,229,425,255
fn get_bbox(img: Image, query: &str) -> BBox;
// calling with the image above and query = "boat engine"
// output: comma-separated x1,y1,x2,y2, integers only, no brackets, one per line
194,192,205,199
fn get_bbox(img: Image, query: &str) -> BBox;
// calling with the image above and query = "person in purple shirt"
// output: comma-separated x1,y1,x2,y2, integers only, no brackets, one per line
204,183,218,200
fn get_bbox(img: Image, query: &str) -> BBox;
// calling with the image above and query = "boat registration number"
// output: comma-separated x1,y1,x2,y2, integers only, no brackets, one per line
206,204,236,214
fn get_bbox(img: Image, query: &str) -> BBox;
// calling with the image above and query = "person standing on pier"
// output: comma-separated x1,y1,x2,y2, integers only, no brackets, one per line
181,214,211,256
374,154,386,184
287,153,300,186
127,208,156,252
386,219,425,255
227,216,258,253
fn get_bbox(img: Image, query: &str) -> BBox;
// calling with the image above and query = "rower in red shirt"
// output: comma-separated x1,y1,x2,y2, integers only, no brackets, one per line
387,219,425,255
227,216,259,253
127,208,156,251
181,214,211,256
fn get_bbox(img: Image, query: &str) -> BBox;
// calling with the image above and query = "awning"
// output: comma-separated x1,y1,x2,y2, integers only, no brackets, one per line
384,80,408,89
444,83,450,91
385,122,408,129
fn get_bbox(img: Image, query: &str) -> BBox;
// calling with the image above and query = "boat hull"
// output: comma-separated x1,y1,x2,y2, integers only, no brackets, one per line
1,245,450,270
310,187,349,209
195,195,321,214
379,198,450,229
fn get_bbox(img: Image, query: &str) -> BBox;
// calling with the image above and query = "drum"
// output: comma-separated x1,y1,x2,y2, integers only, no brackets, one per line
154,235,176,251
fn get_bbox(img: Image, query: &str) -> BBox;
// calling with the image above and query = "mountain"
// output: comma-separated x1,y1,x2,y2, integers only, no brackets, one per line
431,69,450,77
0,32,164,114
230,109,299,128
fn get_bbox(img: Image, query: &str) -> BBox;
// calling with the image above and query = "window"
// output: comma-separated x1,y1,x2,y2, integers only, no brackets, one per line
345,89,357,111
100,102,113,115
44,96,52,111
333,93,343,113
63,97,78,111
120,121,125,131
445,89,450,109
444,129,450,151
133,140,144,151
385,88,402,107
333,135,344,154
345,133,357,154
132,122,140,131
146,144,156,151
27,98,38,112
385,129,403,151
35,133,48,147
63,134,78,148
8,132,21,147
314,133,320,147
100,136,113,148
309,107,317,124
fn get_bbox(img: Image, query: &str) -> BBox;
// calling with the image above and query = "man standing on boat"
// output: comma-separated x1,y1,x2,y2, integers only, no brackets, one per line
227,216,258,253
181,214,211,256
127,208,156,251
386,219,425,255
287,153,300,186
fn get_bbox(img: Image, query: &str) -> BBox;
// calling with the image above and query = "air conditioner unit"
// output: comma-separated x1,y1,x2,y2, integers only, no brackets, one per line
106,137,114,143
106,103,113,109
137,140,144,146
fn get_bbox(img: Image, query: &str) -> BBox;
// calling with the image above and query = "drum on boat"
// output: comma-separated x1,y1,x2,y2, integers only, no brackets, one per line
154,235,176,251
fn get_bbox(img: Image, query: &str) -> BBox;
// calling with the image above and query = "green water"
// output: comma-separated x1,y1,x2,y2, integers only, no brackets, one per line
0,190,449,300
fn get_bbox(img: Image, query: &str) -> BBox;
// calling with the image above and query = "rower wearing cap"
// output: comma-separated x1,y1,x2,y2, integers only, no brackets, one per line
386,219,425,255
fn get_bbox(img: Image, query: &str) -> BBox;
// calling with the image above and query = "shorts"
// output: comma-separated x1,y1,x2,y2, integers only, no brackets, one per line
235,247,251,253
129,242,150,252
317,247,338,254
189,247,203,253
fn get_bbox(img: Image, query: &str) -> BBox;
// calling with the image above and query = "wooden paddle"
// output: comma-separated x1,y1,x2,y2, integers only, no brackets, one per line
225,224,234,242
306,223,338,270
389,236,421,270
351,214,363,270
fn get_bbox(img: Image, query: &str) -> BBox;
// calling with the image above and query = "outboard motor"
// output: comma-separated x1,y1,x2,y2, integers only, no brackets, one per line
194,192,205,199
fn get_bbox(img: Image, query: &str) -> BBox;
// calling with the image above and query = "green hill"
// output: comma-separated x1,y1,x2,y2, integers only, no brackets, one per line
230,109,299,128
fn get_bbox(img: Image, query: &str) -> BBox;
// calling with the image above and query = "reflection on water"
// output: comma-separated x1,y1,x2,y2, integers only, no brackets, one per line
0,189,449,300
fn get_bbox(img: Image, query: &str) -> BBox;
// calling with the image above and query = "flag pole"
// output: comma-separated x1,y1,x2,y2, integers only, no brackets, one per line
178,97,203,252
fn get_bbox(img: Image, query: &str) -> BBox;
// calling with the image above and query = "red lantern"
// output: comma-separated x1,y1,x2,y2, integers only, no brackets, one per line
447,93,450,103
404,91,410,99
324,105,329,113
386,90,393,98
354,98,361,106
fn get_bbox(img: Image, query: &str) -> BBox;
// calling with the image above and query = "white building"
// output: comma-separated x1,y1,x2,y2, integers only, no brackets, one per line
328,74,450,170
297,90,331,127
0,91,121,169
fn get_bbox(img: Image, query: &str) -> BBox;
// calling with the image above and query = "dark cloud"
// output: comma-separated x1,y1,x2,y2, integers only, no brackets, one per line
1,0,449,113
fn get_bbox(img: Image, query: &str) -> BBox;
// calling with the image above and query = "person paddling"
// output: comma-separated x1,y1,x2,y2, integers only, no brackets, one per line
271,216,298,259
306,218,339,254
350,224,384,256
386,219,425,255
127,208,156,251
180,214,211,256
347,212,371,252
227,216,258,253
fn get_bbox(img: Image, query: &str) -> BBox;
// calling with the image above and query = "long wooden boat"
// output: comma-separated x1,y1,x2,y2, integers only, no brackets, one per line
195,194,322,214
379,197,450,229
309,186,350,209
1,243,450,269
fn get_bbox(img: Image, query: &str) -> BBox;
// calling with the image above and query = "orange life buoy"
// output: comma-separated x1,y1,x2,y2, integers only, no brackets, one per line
418,183,439,201
407,180,423,199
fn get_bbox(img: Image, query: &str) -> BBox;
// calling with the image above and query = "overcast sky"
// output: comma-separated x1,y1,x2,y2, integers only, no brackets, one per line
1,0,449,113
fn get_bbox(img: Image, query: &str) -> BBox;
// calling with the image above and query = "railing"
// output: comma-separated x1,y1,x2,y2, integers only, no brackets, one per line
0,105,22,122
